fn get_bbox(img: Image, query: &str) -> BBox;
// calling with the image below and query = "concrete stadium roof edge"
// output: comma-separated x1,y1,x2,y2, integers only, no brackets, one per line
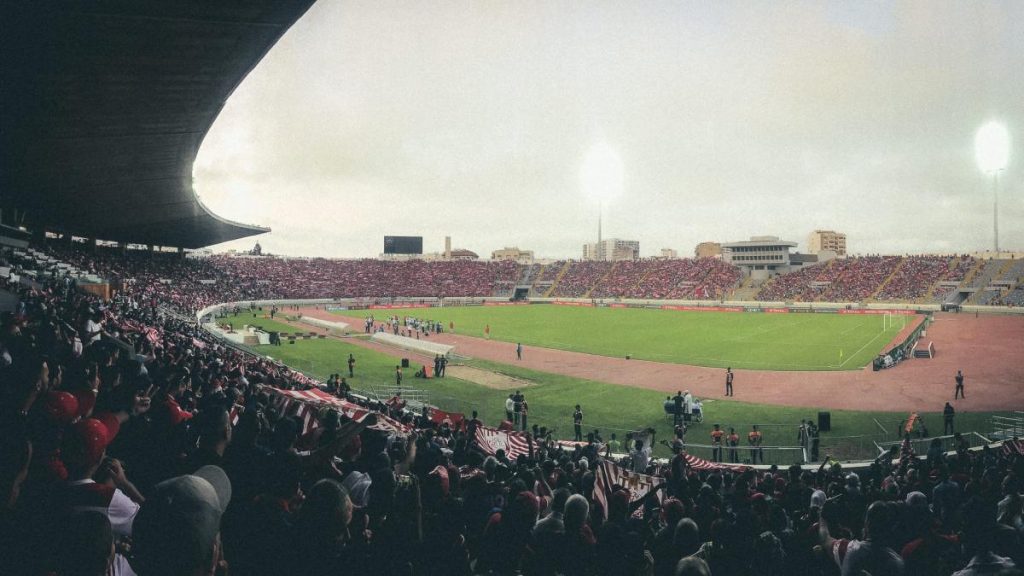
0,0,318,248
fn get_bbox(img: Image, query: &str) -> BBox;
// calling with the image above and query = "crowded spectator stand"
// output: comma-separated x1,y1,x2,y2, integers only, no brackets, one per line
6,244,1024,575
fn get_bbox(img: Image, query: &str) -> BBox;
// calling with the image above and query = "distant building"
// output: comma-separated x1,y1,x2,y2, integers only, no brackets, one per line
788,252,820,271
491,247,535,265
583,238,639,261
721,236,798,280
695,242,722,259
449,248,478,261
807,230,846,256
660,248,678,259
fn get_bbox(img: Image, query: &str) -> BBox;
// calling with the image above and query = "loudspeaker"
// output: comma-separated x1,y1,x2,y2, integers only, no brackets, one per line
818,411,831,432
401,358,410,368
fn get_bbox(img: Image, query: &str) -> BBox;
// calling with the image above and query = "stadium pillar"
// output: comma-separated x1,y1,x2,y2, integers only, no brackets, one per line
89,237,97,253
177,246,185,260
118,242,127,256
147,244,154,258
32,226,46,246
64,232,73,247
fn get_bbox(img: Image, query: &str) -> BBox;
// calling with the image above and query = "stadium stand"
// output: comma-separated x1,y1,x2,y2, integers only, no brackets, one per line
7,1,1021,573
756,255,978,303
874,256,972,302
2,248,1024,575
551,261,614,298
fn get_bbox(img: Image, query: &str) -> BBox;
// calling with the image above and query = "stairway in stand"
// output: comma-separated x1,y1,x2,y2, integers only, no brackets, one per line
730,276,760,301
528,264,547,295
869,259,905,300
542,261,573,298
583,261,619,299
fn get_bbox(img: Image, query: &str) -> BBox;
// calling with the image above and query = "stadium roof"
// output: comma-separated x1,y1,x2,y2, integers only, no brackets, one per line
0,0,316,249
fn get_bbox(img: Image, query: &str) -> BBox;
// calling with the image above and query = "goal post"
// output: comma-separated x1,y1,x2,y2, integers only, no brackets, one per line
883,313,906,331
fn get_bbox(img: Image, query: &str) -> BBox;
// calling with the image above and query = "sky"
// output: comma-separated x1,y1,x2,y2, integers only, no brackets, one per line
194,0,1024,259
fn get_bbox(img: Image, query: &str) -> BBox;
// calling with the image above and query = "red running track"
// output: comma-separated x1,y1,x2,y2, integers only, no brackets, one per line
303,309,1024,412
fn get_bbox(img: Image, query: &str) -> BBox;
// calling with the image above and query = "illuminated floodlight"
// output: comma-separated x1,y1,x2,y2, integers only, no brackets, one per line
975,121,1011,252
975,121,1010,173
580,142,624,202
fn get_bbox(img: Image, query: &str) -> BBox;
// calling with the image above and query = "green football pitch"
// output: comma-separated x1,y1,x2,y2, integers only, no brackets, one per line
219,313,1002,462
336,305,908,371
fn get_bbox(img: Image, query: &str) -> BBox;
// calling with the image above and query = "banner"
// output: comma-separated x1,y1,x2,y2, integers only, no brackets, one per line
369,303,431,310
661,305,743,312
594,459,663,519
267,388,408,436
474,425,531,460
552,301,595,307
763,308,790,314
430,407,466,431
1003,439,1024,457
683,453,749,472
484,301,530,306
839,309,917,315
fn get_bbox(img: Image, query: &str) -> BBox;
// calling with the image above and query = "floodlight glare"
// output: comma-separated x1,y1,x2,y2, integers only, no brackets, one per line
975,121,1010,173
580,142,624,202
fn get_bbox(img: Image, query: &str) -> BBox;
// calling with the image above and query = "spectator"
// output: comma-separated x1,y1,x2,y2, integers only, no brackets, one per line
132,465,232,576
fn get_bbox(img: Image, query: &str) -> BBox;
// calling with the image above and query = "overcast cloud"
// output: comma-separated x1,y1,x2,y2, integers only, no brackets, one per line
194,0,1024,258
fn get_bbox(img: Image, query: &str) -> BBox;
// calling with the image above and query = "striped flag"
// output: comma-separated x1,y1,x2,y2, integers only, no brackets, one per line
683,452,749,472
1003,439,1024,457
474,425,531,460
594,459,662,519
266,388,409,435
430,408,466,432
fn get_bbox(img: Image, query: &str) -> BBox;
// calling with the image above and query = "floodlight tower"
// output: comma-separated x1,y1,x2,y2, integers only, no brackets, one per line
975,121,1010,252
580,142,624,261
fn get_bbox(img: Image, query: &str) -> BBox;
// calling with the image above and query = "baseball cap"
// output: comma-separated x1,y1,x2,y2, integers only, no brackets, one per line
905,491,928,509
341,470,371,508
133,465,232,575
62,416,119,469
44,391,79,425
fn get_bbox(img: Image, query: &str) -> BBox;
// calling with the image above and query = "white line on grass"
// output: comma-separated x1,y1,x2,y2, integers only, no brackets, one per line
837,324,889,369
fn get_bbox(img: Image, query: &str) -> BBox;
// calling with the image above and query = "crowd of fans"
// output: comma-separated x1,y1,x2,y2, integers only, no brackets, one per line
4,246,1024,575
757,256,977,303
554,259,740,301
2,243,1024,569
875,256,973,302
208,256,522,300
10,244,1024,310
550,261,614,298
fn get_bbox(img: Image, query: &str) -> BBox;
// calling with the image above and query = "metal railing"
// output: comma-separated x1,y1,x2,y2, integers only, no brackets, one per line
682,442,807,466
991,413,1024,441
874,431,992,457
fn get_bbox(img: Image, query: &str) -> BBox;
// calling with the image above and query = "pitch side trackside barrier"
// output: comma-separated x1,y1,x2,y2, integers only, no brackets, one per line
370,332,455,358
297,316,349,335
873,313,932,370
196,296,525,324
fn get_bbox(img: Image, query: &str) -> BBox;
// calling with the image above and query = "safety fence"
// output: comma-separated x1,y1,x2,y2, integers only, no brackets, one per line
991,413,1024,441
874,431,991,457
